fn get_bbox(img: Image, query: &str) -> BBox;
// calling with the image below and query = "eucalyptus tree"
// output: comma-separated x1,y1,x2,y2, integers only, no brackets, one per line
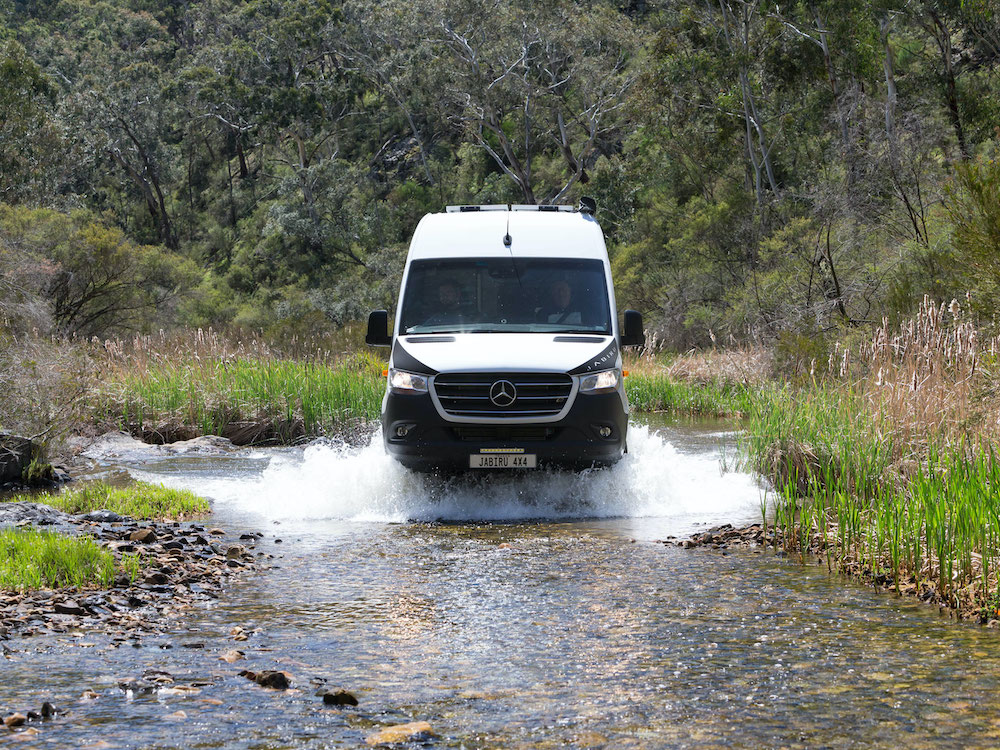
0,40,59,204
427,0,640,204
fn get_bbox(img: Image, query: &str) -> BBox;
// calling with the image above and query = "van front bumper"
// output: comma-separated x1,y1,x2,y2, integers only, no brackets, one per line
381,390,627,472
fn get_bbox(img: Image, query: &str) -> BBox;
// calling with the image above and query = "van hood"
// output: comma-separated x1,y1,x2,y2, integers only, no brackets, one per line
392,334,619,375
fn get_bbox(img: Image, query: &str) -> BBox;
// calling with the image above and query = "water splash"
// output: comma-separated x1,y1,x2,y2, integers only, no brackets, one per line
134,425,762,526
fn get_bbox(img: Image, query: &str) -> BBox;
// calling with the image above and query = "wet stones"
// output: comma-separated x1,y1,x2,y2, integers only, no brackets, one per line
669,523,768,551
52,599,85,616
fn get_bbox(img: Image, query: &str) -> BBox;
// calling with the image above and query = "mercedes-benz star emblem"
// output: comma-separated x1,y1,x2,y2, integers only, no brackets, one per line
489,379,517,407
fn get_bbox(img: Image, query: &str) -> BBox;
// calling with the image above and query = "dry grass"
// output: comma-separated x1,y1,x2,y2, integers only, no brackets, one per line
626,345,773,387
841,295,1000,456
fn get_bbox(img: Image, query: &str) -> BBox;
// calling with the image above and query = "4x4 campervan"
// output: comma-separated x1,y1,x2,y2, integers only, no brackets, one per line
365,201,644,471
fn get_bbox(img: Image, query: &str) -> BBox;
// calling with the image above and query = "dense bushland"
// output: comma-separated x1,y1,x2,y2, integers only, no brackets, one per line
0,1,998,349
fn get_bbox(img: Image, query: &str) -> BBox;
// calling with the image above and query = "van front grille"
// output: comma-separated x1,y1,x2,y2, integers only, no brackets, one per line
433,373,573,418
452,426,555,442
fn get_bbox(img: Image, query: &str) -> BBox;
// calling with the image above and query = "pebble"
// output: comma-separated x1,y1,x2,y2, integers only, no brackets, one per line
54,600,85,616
219,649,245,663
366,721,435,746
129,528,157,543
253,670,291,690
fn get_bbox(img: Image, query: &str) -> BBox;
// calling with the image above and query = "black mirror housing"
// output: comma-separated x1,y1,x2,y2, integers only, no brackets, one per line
621,309,645,348
365,310,391,347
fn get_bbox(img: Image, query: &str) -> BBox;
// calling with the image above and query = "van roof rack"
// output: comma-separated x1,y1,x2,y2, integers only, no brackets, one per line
445,204,578,213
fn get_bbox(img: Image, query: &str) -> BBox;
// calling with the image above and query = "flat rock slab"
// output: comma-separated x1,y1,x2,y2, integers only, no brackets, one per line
0,502,74,529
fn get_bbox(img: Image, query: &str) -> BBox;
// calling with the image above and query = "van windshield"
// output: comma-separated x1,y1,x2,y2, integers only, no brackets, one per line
399,258,612,335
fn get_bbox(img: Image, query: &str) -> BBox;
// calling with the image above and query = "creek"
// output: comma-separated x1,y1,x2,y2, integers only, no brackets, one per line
2,418,1000,748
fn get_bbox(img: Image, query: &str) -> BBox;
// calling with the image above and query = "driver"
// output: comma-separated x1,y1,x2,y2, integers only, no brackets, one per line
537,280,582,325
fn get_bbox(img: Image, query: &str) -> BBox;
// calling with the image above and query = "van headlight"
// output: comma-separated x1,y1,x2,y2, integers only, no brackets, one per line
389,369,429,394
579,369,620,393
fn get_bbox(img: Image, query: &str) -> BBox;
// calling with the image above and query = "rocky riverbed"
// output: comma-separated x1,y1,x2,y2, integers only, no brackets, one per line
0,501,266,643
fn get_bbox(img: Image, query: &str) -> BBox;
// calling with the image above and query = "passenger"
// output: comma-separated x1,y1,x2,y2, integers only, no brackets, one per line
537,280,582,325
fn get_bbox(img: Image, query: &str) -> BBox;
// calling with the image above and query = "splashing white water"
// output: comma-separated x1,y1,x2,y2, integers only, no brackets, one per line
131,425,763,526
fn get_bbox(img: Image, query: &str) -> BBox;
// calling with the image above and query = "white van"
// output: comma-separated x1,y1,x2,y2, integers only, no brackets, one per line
366,201,644,471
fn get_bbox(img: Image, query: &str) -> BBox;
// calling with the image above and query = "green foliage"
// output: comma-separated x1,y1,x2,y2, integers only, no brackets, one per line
0,39,59,203
948,156,1000,311
94,356,385,439
0,204,199,335
22,457,55,485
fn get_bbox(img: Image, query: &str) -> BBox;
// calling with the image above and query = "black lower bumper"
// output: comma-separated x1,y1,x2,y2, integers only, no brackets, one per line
381,390,628,472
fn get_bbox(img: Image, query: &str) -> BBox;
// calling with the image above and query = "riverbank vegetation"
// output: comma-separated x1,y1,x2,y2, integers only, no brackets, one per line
26,480,211,520
90,330,384,442
637,298,1000,620
0,528,135,591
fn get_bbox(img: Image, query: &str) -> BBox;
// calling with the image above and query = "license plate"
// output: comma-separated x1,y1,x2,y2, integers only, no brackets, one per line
469,453,537,469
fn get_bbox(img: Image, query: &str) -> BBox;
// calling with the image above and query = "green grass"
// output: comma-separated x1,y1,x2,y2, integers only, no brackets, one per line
95,355,385,440
6,481,211,520
624,372,755,416
0,528,121,591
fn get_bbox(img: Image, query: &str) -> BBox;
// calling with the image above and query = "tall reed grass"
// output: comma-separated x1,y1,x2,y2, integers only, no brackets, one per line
751,298,1000,619
89,329,386,442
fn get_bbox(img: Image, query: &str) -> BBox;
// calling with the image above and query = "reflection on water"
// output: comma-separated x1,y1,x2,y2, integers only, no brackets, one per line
3,418,1000,748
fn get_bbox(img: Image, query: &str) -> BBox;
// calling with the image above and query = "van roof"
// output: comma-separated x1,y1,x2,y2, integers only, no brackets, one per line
408,209,608,261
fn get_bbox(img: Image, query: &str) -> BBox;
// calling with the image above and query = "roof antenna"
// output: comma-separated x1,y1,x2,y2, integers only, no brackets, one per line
504,205,521,289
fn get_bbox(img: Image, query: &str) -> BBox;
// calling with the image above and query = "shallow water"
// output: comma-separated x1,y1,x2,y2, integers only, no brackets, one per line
4,418,1000,748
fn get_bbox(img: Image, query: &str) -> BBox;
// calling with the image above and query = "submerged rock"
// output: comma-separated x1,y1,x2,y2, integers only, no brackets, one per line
3,713,26,728
366,721,435,746
320,689,359,706
255,671,291,690
238,669,291,690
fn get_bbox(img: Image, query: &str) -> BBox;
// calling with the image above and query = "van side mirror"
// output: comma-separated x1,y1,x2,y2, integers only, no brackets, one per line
365,310,391,347
621,310,645,348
